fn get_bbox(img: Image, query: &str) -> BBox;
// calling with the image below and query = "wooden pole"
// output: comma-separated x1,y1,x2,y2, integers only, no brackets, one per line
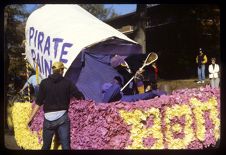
26,60,30,102
35,61,39,85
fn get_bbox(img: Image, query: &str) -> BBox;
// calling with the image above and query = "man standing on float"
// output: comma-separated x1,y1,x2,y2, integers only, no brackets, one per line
27,61,84,150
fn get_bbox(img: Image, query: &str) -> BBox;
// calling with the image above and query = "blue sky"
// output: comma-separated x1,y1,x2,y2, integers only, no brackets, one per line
104,4,136,15
25,4,137,16
25,4,37,13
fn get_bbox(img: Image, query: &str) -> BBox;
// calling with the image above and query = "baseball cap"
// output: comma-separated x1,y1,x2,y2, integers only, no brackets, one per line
52,61,67,70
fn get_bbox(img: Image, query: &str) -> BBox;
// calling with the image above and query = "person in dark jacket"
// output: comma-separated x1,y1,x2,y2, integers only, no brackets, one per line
27,61,84,150
143,62,158,92
114,61,135,95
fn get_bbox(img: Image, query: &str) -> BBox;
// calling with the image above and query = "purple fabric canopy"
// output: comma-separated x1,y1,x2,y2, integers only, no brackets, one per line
65,37,142,102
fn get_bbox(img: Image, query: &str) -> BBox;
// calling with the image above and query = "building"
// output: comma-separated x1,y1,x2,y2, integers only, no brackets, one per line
105,4,220,79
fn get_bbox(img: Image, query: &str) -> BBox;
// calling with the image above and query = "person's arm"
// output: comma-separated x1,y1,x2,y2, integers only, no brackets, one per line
27,81,45,126
135,69,144,79
74,86,85,99
202,55,207,64
215,64,220,73
19,81,28,93
102,84,121,103
208,65,212,74
20,76,33,93
196,56,198,64
70,81,85,100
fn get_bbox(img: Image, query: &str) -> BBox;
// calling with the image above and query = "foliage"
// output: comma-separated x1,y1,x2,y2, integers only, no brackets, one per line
5,4,118,76
189,4,220,50
79,4,118,20
5,5,28,46
5,5,29,76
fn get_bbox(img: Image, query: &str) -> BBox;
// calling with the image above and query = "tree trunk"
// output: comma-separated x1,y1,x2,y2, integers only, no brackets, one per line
134,4,147,53
4,11,9,129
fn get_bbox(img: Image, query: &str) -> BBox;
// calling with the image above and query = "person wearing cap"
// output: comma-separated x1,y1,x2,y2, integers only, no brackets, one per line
27,61,84,150
101,76,166,103
196,48,208,84
208,57,220,88
114,61,135,95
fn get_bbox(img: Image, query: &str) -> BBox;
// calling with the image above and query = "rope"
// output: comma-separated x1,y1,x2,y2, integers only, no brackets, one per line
35,61,39,85
26,60,30,102
23,40,31,102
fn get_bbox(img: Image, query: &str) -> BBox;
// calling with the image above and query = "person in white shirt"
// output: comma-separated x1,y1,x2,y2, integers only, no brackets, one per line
208,57,220,89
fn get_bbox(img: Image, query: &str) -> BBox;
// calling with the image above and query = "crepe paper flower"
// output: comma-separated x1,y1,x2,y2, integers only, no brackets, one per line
143,136,157,148
119,108,164,149
11,102,62,150
190,97,220,142
12,102,42,149
163,104,195,149
187,140,204,149
68,100,132,149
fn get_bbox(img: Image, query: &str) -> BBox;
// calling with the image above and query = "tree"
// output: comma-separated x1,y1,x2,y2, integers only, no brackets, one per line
79,4,118,20
188,5,220,60
4,4,29,129
5,5,30,88
5,5,29,53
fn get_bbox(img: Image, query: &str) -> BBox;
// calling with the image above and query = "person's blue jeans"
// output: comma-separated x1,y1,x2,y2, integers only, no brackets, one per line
42,112,70,150
197,64,205,81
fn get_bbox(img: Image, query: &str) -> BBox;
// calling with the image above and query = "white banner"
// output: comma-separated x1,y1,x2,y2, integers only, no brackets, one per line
25,4,138,79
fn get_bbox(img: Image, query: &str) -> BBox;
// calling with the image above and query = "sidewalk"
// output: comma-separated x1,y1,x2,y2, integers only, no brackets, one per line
158,78,210,93
4,129,21,150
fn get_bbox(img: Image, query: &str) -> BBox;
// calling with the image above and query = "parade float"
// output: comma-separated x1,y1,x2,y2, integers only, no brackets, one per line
10,4,220,149
12,86,220,149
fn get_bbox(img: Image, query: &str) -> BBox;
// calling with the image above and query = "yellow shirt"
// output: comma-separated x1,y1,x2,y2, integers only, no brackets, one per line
196,54,207,64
